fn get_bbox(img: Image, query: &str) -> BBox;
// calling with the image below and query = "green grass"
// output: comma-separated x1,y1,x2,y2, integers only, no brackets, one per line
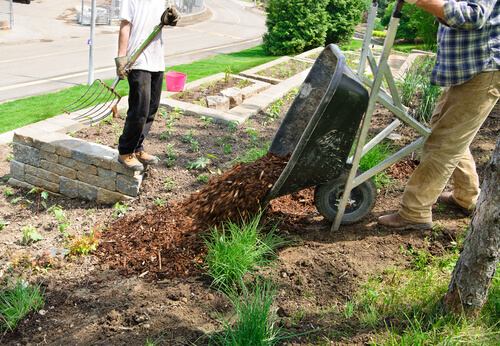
202,212,288,289
0,277,45,332
205,278,299,346
0,46,280,135
341,235,500,345
358,140,397,189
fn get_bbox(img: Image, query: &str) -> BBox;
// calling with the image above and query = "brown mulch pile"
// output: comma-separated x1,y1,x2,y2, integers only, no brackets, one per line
183,152,290,229
96,152,290,281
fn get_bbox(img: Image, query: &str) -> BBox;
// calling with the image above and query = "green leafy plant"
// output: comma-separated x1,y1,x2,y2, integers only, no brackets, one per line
4,186,14,197
154,198,165,207
164,143,178,167
226,120,239,135
6,154,13,162
68,229,100,256
199,116,213,128
186,157,211,170
22,225,43,245
197,174,208,183
0,221,6,230
112,202,127,217
0,276,45,332
222,65,232,82
48,205,71,235
182,129,195,143
28,187,49,216
164,178,176,191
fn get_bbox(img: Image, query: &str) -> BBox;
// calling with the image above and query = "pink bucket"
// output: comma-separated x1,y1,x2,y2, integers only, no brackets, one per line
165,71,187,92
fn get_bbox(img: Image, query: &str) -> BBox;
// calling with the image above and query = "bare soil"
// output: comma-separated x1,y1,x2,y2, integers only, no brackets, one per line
0,84,499,344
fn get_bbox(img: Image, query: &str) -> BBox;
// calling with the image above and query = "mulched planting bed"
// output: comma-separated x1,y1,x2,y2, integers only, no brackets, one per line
96,152,290,282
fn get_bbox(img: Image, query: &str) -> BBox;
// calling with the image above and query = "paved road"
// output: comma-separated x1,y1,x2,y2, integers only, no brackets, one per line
0,0,266,103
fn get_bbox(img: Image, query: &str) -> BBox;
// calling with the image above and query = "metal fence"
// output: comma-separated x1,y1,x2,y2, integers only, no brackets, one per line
78,0,204,26
0,0,13,30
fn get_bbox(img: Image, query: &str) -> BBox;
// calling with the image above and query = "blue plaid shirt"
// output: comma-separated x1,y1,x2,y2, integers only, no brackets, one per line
431,0,500,86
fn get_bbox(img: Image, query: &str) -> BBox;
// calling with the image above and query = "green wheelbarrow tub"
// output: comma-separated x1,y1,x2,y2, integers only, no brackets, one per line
265,44,369,203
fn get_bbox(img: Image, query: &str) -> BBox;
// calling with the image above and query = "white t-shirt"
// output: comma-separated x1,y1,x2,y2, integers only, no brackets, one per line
120,0,165,72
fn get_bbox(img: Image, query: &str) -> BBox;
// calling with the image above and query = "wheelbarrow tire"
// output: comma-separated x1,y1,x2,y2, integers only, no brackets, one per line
314,170,377,224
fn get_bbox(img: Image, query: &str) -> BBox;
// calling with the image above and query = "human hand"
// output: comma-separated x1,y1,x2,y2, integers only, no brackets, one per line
114,56,130,80
161,6,180,26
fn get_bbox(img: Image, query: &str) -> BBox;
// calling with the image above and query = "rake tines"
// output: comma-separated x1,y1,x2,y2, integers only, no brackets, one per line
62,78,121,125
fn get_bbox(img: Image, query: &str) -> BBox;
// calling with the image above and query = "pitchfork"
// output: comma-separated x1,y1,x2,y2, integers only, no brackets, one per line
62,7,177,125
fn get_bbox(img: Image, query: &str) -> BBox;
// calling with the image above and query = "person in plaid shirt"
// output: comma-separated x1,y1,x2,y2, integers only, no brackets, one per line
379,0,500,230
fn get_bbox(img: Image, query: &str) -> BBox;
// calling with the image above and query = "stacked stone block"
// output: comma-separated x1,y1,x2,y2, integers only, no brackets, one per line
9,128,143,204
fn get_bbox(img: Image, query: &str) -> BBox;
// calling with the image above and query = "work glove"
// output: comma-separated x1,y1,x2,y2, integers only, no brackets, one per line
114,56,130,80
161,6,180,26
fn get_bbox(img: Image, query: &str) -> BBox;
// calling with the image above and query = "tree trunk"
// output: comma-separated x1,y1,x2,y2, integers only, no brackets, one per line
442,136,500,318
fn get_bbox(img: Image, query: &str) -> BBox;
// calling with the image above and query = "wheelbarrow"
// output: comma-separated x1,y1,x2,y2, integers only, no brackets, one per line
264,44,377,224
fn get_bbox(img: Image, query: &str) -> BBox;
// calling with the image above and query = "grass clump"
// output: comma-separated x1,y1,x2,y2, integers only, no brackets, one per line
0,277,45,332
202,212,288,289
205,277,303,346
397,55,442,123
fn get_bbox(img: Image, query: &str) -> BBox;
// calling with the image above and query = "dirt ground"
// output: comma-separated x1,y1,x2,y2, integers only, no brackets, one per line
0,80,499,344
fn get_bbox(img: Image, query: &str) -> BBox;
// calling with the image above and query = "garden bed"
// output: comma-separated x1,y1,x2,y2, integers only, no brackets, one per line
0,66,499,344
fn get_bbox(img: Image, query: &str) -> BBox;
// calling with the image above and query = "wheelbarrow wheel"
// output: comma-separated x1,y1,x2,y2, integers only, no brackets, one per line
314,170,377,224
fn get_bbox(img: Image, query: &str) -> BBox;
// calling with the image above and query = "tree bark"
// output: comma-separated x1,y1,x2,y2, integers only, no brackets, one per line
443,136,500,318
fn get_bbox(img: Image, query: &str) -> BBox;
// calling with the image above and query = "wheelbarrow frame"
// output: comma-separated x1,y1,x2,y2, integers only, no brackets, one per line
331,0,431,230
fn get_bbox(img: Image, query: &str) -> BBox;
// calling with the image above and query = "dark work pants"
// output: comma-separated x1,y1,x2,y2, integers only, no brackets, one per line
118,69,163,155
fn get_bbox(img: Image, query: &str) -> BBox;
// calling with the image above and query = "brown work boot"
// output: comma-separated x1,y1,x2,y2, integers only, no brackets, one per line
438,192,474,215
118,153,144,171
135,150,159,165
378,212,433,231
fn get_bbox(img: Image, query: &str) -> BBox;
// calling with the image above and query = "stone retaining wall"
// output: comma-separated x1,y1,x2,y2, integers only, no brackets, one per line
8,128,143,204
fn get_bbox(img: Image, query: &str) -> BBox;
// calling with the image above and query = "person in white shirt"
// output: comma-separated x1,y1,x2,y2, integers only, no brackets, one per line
114,0,167,170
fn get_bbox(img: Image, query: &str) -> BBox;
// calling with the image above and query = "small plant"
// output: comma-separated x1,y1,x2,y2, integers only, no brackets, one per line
91,117,112,136
164,143,178,167
22,225,43,245
0,276,45,332
186,157,211,170
164,178,176,191
190,140,200,152
112,202,127,217
48,205,71,235
68,229,100,256
4,186,14,197
222,65,232,82
226,120,239,135
28,187,49,216
199,116,212,128
0,221,6,230
246,128,261,147
154,198,165,207
182,129,195,143
6,154,13,162
11,195,34,218
197,174,208,183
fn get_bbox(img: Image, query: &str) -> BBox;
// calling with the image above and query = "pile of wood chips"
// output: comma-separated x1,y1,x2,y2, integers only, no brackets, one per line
96,152,290,281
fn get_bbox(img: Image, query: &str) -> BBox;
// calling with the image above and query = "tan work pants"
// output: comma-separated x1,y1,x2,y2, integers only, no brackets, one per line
399,71,500,223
